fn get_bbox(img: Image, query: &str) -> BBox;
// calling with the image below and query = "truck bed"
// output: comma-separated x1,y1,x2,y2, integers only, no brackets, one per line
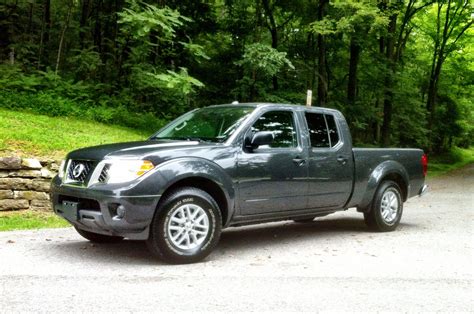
348,148,425,209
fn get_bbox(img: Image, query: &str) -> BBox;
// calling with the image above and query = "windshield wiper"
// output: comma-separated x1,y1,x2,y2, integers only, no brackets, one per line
151,136,215,143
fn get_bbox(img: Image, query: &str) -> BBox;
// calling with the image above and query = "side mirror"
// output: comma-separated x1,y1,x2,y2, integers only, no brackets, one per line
249,131,274,149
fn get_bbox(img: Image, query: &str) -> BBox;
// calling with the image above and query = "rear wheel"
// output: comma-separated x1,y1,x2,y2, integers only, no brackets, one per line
364,180,403,232
74,226,124,243
147,187,222,264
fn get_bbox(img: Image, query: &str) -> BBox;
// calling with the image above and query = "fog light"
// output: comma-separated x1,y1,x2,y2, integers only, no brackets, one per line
116,205,126,219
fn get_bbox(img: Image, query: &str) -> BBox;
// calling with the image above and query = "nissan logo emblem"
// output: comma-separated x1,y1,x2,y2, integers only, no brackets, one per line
72,164,85,179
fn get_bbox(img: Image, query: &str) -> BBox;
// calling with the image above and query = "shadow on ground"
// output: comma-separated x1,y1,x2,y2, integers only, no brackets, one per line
49,215,418,265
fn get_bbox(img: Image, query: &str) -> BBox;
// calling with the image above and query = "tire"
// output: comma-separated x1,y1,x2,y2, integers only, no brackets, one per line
74,226,124,243
364,180,403,232
146,187,222,264
293,218,315,223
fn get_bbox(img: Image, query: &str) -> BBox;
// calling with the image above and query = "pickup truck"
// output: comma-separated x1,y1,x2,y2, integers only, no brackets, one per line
51,103,428,263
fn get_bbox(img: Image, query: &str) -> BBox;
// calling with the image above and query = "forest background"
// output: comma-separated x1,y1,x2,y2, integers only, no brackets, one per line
0,0,472,155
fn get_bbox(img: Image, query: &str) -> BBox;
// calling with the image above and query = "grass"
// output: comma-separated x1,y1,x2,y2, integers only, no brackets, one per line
0,210,69,232
0,108,148,159
428,146,474,177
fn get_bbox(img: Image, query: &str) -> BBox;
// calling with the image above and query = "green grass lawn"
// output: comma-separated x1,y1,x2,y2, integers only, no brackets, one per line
0,210,69,231
0,109,148,159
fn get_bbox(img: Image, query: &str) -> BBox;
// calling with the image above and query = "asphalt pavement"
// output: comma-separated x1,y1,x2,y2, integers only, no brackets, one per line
1,165,473,312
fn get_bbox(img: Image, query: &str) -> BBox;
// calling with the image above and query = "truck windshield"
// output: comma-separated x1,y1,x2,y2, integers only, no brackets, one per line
151,106,255,143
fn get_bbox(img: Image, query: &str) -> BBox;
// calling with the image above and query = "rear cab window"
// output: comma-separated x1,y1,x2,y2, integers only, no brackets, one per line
305,112,340,148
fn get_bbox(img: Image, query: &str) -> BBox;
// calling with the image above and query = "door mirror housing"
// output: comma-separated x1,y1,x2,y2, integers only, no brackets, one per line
248,131,274,149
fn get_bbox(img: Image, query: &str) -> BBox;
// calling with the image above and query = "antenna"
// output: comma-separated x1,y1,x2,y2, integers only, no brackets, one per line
306,90,312,107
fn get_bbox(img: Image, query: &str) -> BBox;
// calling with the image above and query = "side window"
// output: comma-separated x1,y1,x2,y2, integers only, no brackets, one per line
325,114,340,146
305,112,330,148
251,111,297,148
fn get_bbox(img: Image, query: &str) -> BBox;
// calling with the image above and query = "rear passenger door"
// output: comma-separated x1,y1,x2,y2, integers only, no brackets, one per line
305,111,353,209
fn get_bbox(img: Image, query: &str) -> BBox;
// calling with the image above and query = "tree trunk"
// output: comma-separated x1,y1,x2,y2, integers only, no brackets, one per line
44,0,51,44
79,0,90,49
427,57,443,131
94,0,103,53
317,0,328,107
261,0,279,91
381,12,397,147
55,2,73,75
347,38,360,106
38,0,51,69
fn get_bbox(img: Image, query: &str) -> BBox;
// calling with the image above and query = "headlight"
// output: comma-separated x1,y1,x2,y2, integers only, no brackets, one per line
105,159,154,184
58,159,66,179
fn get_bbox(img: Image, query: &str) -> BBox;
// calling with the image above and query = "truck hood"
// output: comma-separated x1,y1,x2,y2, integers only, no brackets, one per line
67,140,213,161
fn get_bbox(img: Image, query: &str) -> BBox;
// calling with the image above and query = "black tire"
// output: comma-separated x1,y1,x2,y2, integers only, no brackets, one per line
293,218,315,223
146,187,222,264
74,226,124,243
364,180,403,232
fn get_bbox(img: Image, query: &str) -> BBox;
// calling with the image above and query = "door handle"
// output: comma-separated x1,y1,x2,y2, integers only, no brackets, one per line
337,156,349,165
293,157,306,166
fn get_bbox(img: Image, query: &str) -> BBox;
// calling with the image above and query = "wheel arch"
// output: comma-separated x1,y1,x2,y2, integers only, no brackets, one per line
153,158,235,226
357,161,409,213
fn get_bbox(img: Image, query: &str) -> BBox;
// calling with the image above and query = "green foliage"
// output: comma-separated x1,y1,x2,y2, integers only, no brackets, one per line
237,43,295,78
311,2,389,37
428,146,474,177
149,67,204,94
0,0,472,154
118,0,189,39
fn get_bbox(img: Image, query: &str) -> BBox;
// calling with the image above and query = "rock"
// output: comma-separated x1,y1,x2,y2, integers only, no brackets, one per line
8,170,42,178
0,178,31,190
14,191,49,201
41,168,55,179
28,179,51,192
0,157,21,170
39,159,53,167
31,200,52,208
0,190,14,199
49,162,60,172
21,158,43,170
0,171,8,178
0,199,29,210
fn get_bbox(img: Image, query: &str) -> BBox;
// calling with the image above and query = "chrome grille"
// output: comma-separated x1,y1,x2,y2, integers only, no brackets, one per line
98,164,110,183
66,160,94,183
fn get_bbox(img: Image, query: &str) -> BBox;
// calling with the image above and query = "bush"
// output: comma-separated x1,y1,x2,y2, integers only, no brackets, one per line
0,64,169,133
0,91,166,133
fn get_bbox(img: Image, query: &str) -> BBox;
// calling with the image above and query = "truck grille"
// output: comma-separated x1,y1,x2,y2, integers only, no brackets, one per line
66,160,95,183
98,164,110,183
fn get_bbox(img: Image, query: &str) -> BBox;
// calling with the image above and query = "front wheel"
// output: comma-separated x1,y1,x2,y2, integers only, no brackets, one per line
364,180,403,232
147,187,222,264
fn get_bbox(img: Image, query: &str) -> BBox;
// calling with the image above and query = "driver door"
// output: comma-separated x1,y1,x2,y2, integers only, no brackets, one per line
236,110,308,215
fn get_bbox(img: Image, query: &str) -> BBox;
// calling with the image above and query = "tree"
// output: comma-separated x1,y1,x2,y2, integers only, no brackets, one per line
425,0,473,146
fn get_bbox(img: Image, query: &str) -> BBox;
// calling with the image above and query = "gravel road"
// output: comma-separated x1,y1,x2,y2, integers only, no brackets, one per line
1,165,473,312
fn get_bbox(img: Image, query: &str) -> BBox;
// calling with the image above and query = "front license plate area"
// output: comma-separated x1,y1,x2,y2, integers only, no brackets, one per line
61,201,79,222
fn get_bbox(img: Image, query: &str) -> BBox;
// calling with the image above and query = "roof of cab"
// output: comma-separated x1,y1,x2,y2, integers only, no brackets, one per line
208,102,340,114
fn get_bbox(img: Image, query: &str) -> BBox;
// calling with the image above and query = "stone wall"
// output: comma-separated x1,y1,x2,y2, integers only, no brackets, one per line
0,157,58,211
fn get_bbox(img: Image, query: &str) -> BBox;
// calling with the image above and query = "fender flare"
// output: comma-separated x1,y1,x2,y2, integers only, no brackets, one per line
358,160,409,212
152,157,235,225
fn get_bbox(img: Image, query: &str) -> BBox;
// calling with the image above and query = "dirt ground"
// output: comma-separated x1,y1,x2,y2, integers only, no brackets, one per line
0,165,472,312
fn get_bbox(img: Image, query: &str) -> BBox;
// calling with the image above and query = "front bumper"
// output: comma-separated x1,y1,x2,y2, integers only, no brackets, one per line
51,176,161,240
418,184,429,197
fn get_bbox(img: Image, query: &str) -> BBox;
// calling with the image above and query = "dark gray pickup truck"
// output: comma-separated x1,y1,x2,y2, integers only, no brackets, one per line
51,103,428,263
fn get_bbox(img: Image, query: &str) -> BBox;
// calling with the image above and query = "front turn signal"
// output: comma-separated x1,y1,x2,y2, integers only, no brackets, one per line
137,160,154,176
